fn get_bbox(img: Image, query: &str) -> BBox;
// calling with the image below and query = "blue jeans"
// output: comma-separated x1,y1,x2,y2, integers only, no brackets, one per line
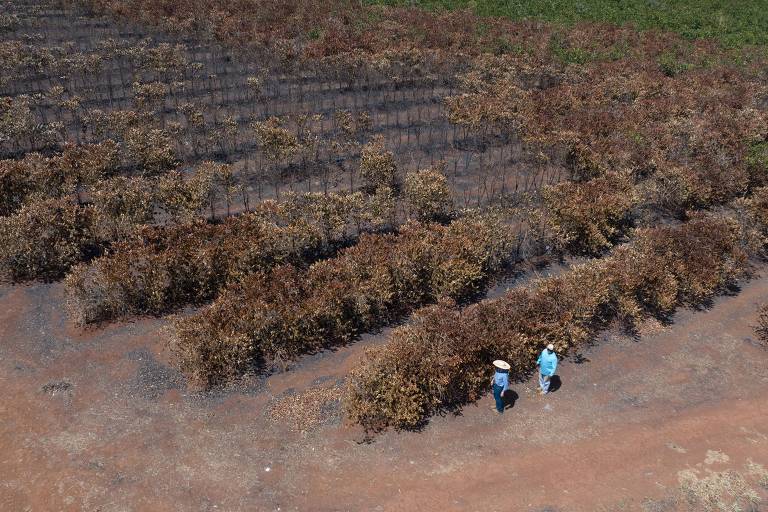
539,373,551,393
493,384,505,412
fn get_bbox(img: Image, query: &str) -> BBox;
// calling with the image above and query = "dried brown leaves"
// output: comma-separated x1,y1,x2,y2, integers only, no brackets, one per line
268,385,342,432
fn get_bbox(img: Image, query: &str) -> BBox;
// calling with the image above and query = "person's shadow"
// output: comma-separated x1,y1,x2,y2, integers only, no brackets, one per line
548,375,562,393
503,390,519,410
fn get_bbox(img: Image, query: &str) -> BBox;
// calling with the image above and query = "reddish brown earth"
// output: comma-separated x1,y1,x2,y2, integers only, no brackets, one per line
1,272,767,511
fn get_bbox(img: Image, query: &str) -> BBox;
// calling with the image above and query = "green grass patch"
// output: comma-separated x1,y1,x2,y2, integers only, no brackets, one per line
367,0,768,47
747,141,768,184
657,49,695,76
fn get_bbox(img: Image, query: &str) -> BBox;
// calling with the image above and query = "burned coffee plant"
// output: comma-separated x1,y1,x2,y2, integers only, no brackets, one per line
1,0,767,434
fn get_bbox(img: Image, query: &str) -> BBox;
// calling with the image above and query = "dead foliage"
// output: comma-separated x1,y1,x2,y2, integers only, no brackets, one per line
168,212,522,387
268,385,342,432
343,215,750,431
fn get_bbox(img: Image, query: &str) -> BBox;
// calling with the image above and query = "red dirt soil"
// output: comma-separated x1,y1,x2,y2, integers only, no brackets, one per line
1,272,767,511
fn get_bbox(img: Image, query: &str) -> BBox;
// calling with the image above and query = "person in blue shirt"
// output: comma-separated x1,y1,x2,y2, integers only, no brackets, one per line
491,360,511,413
537,344,558,394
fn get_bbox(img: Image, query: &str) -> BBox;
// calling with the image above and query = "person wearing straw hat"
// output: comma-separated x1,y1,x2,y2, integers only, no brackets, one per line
537,344,558,394
491,360,511,414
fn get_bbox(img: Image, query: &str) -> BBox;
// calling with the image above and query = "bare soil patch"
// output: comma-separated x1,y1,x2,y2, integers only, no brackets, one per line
2,270,767,510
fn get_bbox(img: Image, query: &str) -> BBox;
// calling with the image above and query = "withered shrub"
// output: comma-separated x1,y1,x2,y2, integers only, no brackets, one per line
89,176,158,241
0,141,119,216
644,165,710,219
64,213,323,325
359,136,398,192
403,166,453,222
0,198,99,282
726,187,768,259
123,127,178,174
168,212,520,387
65,190,398,325
745,187,768,229
542,173,637,255
344,216,748,431
0,159,219,283
0,154,46,216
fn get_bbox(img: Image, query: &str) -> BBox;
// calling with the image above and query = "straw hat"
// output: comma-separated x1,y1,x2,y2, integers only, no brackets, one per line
546,343,555,351
493,360,511,370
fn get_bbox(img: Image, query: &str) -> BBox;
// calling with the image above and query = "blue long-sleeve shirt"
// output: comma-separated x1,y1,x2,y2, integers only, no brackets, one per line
493,370,510,391
537,349,558,376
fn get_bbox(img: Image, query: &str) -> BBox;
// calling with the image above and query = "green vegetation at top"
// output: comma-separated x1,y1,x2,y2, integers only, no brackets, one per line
367,0,768,47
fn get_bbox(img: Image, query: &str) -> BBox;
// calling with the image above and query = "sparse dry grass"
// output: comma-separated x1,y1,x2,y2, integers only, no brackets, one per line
747,460,768,490
640,458,767,512
268,385,342,433
754,305,768,346
677,467,760,511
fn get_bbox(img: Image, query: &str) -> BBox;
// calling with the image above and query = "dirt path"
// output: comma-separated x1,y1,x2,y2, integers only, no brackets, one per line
1,273,767,511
